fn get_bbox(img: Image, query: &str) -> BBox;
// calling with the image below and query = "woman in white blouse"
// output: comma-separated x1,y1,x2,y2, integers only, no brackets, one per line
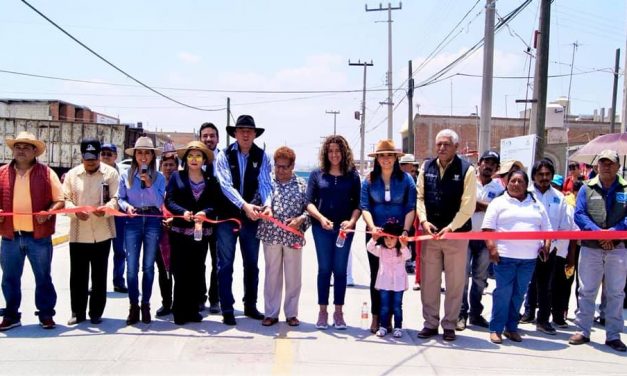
482,169,552,344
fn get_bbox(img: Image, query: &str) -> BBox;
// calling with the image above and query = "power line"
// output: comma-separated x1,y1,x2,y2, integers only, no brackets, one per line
20,0,222,112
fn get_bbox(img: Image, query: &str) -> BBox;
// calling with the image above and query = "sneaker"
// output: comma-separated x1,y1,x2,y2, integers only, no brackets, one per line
39,317,56,329
376,327,388,337
519,313,535,324
0,317,21,331
333,311,347,330
536,321,556,335
315,311,328,330
393,328,403,338
455,316,467,331
469,315,490,328
67,315,86,325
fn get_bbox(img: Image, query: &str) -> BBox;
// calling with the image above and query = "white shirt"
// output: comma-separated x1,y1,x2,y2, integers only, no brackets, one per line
482,192,552,259
471,178,505,232
529,185,575,258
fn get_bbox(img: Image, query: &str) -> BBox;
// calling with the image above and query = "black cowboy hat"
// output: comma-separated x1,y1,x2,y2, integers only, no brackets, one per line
226,115,265,138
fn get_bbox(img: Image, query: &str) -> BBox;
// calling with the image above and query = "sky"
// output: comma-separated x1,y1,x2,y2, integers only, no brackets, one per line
1,0,625,168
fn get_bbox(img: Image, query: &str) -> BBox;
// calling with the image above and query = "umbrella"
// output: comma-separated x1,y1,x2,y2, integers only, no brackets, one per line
569,133,627,165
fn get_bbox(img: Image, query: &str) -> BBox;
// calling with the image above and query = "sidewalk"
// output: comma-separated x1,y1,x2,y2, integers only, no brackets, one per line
0,218,625,375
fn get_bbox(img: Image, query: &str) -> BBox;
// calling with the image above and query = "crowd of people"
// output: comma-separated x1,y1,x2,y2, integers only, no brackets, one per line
0,121,625,353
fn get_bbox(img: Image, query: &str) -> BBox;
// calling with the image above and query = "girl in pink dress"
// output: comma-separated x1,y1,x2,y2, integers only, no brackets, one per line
367,222,411,338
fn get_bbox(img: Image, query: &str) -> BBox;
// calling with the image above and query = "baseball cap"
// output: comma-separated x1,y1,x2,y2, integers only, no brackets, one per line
479,150,500,163
101,143,117,153
80,138,101,160
597,149,619,164
551,174,564,187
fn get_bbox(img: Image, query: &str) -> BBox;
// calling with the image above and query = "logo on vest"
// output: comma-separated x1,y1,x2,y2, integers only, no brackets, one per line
253,162,258,168
617,192,627,203
453,174,460,181
425,173,438,179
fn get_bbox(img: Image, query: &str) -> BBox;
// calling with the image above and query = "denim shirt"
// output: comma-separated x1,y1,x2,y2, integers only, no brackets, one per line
117,168,166,212
360,172,417,226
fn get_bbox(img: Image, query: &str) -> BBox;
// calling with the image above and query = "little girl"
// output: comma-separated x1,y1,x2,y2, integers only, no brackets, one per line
367,222,411,338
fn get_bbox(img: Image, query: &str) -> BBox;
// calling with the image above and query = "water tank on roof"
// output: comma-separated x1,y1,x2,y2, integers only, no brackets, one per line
546,104,565,128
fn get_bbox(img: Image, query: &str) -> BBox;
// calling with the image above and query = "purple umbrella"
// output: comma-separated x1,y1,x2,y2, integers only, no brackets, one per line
569,133,627,165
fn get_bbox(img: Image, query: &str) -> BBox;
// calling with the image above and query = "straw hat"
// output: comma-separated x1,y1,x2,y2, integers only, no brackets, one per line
124,136,162,156
496,160,525,175
6,131,46,157
399,154,419,165
368,140,404,158
176,141,214,163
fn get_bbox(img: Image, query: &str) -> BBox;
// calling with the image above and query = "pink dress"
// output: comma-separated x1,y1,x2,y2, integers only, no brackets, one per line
367,239,411,292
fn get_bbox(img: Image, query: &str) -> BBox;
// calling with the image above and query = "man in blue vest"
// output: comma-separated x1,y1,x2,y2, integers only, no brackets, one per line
570,149,627,352
214,115,272,325
416,129,476,342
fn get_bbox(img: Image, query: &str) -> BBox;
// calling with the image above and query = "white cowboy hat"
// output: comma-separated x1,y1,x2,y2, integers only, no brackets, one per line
124,136,162,156
6,131,46,157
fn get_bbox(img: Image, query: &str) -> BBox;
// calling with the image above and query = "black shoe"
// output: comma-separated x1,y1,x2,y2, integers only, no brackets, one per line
455,317,467,331
208,302,221,314
113,285,128,293
417,327,439,338
244,307,264,320
67,315,86,326
605,339,627,352
536,321,557,335
594,316,606,326
90,317,102,324
222,313,236,326
552,317,568,329
519,313,535,324
189,313,203,323
443,329,456,341
198,303,207,312
469,315,490,328
156,306,172,317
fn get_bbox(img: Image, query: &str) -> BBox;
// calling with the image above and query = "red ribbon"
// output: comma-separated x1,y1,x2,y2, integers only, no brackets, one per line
257,212,306,249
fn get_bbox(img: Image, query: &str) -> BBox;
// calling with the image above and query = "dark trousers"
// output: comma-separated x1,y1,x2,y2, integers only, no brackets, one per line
170,231,209,321
69,240,111,319
200,233,219,305
155,245,172,308
380,290,404,328
524,250,556,322
551,255,574,320
366,234,381,316
111,216,126,288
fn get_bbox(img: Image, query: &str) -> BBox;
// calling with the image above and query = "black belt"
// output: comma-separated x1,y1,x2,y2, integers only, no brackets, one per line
14,230,34,236
135,206,161,215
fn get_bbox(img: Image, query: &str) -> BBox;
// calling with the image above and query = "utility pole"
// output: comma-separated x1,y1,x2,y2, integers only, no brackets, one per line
479,0,495,155
623,37,627,133
366,2,402,139
610,48,620,133
407,60,414,154
349,59,374,176
566,41,579,116
325,110,340,135
529,0,551,163
226,97,231,146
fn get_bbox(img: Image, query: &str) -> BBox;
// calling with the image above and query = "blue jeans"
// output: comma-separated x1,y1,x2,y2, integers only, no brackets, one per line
0,234,57,319
380,290,404,328
311,223,353,306
112,216,126,288
489,257,536,333
460,241,490,318
125,216,161,305
575,246,627,341
216,219,260,314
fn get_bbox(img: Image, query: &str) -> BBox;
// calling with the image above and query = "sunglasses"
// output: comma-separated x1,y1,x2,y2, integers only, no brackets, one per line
187,155,204,161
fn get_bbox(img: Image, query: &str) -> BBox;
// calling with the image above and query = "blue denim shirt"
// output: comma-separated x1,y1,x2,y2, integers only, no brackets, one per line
118,168,166,212
575,177,627,231
360,172,417,226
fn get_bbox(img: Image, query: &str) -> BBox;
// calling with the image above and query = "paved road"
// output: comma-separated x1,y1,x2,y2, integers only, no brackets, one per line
0,216,625,375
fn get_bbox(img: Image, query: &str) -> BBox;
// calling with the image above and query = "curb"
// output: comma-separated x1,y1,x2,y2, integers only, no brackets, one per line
52,234,69,246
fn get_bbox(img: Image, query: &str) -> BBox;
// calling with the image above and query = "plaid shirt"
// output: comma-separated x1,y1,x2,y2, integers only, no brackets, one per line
257,175,310,248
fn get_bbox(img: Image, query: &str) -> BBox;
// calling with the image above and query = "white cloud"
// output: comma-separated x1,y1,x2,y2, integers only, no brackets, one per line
177,52,201,64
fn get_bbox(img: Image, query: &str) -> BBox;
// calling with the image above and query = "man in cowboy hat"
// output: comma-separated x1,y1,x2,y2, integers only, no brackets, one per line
0,131,65,331
99,143,128,294
571,149,627,352
199,122,221,314
214,114,272,325
399,154,419,182
416,129,477,341
63,138,120,325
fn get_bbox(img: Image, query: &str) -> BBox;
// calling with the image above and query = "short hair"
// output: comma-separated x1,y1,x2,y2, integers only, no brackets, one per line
274,146,296,165
531,159,555,178
199,122,219,138
435,129,459,144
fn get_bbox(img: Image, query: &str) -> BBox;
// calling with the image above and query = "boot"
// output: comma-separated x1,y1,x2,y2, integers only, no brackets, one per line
141,303,151,324
126,304,140,325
